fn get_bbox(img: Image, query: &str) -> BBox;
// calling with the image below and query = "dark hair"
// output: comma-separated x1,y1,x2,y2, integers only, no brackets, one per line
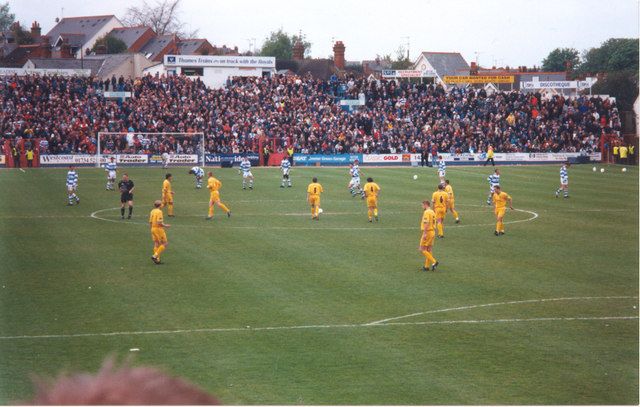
188,169,194,174
165,173,172,179
367,177,373,182
312,177,318,182
438,184,444,190
422,200,430,206
445,179,450,184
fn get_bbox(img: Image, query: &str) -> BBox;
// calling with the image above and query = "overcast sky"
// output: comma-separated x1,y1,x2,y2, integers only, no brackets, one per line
8,0,640,67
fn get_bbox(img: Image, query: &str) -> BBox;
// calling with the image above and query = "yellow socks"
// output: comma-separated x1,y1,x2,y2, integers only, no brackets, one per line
218,203,230,213
453,210,459,220
496,221,504,232
208,206,214,217
374,208,378,217
167,203,174,216
422,251,436,267
368,209,373,220
154,244,165,259
437,223,444,236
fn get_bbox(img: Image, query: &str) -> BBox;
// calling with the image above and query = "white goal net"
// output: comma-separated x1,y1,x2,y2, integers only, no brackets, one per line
96,132,205,167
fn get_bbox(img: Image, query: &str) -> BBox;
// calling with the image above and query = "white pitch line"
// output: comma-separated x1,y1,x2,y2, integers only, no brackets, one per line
0,315,636,340
89,207,539,230
364,295,639,325
19,168,25,173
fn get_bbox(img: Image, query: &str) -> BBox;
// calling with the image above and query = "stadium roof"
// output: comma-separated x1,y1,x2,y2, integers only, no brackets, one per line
418,51,470,78
46,15,120,47
26,57,105,75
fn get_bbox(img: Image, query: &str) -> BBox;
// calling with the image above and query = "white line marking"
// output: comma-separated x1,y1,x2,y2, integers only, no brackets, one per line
365,295,639,325
0,296,636,340
0,315,635,340
89,207,539,230
19,168,25,173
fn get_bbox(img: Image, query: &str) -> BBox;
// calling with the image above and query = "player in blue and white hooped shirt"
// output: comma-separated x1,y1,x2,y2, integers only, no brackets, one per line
437,156,446,184
555,162,570,198
105,157,117,190
66,165,80,206
188,166,205,189
487,168,500,205
348,160,364,198
240,157,254,189
280,157,292,188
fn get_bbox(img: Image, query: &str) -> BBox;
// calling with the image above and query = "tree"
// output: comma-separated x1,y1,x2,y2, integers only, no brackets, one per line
259,29,311,60
580,38,639,74
390,45,412,69
541,47,580,72
0,2,14,32
122,0,198,38
91,35,128,54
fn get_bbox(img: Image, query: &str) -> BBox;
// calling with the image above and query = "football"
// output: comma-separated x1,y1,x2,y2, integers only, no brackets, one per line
622,168,627,172
413,175,418,180
600,168,605,173
592,167,597,172
318,208,323,214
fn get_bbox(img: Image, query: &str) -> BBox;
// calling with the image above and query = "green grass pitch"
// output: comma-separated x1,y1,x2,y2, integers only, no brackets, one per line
0,163,638,404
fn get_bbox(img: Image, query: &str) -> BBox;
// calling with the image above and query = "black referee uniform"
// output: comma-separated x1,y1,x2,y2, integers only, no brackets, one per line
118,178,135,219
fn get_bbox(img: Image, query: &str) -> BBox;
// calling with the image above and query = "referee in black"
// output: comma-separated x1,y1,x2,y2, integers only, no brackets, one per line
118,173,135,219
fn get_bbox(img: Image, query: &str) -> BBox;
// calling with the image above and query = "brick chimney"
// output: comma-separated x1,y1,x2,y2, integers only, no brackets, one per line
333,41,345,70
292,40,304,60
470,61,478,75
30,21,41,38
60,38,73,58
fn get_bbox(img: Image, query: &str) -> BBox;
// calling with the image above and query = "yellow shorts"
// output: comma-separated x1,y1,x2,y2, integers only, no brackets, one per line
420,231,435,247
495,208,506,218
435,208,446,219
309,195,320,207
366,197,377,208
162,196,172,205
210,191,220,203
151,228,167,243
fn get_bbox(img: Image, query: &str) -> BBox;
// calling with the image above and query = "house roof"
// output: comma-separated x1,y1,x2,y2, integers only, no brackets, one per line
84,53,134,77
177,39,209,55
418,52,470,78
55,33,85,47
46,15,120,46
108,26,154,49
276,59,339,80
26,57,105,75
139,34,175,60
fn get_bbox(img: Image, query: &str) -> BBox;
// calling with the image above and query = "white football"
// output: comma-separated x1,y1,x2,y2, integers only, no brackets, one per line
600,168,605,173
413,175,418,180
318,208,323,214
622,168,627,172
592,167,597,172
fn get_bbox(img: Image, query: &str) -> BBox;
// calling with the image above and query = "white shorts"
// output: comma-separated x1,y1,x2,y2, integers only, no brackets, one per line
349,177,361,187
560,178,568,185
282,168,290,176
108,170,116,179
67,185,76,193
438,171,446,178
490,186,497,193
242,171,253,178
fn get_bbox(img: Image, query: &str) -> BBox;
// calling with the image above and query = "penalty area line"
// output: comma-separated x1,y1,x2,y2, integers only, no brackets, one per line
0,315,636,340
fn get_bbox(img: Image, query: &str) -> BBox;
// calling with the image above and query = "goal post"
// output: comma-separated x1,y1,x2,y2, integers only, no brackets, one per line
96,132,206,167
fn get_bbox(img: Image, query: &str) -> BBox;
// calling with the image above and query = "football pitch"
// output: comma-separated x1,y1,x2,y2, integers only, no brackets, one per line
0,164,638,405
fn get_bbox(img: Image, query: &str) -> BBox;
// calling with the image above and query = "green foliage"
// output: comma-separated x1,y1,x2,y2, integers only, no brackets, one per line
91,34,128,54
259,29,311,59
0,165,638,404
592,71,639,110
542,48,580,71
391,45,412,69
0,2,14,32
11,24,33,45
581,38,639,73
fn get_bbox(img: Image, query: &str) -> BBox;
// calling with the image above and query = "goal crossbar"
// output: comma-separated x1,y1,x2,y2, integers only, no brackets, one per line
97,132,206,167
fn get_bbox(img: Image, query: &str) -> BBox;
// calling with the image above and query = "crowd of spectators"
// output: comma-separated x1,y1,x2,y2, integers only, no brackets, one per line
1,72,621,156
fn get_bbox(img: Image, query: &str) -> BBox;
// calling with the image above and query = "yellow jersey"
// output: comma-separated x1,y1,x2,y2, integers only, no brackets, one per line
363,182,380,198
432,190,449,210
207,176,222,192
162,179,172,196
487,147,494,158
149,208,164,229
421,208,436,231
444,184,454,200
307,182,323,197
620,146,628,158
492,191,512,209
